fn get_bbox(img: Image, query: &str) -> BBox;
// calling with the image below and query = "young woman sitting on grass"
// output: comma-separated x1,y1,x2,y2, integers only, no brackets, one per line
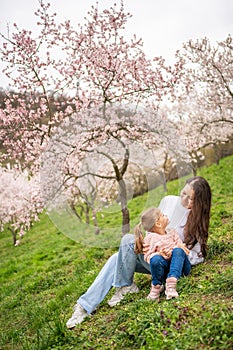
66,176,211,329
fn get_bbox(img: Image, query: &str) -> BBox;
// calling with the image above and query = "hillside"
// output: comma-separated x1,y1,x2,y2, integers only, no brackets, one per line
0,155,233,350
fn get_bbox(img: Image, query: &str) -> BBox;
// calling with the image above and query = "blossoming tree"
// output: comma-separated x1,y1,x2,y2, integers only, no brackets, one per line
0,166,43,245
0,1,182,168
173,35,233,169
0,0,184,237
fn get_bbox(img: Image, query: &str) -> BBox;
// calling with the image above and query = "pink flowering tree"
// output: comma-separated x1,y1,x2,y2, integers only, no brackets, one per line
0,1,75,168
173,35,233,169
0,1,182,169
0,166,43,245
0,1,184,237
40,102,188,236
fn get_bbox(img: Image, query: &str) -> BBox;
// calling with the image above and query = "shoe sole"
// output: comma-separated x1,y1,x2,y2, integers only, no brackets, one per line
165,295,179,300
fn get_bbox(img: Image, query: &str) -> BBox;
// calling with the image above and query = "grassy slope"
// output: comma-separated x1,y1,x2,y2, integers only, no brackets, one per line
0,155,232,350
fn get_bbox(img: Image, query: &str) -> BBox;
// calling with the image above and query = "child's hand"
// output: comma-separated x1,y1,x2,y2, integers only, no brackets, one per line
177,243,189,255
160,247,172,259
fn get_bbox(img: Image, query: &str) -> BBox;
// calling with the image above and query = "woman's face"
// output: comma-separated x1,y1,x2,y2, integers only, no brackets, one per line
180,184,194,209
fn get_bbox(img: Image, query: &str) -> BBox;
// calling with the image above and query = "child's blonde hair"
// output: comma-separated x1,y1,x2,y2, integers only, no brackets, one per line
134,207,161,254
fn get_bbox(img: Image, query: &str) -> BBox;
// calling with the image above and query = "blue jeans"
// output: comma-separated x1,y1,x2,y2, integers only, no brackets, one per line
78,234,148,314
150,248,191,286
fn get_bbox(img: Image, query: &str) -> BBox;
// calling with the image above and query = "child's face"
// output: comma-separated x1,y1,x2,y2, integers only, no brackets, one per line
156,211,169,228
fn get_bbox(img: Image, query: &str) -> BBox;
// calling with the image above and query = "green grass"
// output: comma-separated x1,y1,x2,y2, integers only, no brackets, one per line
0,155,233,350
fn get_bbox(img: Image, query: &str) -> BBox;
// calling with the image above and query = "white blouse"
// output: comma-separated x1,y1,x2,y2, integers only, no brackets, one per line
158,195,204,265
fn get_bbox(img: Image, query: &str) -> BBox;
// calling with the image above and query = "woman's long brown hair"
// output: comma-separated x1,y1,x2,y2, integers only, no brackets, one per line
183,176,212,257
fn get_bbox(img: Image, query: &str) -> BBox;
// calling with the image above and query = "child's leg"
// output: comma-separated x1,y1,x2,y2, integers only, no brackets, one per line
147,255,168,300
150,254,169,285
165,248,191,300
167,247,191,279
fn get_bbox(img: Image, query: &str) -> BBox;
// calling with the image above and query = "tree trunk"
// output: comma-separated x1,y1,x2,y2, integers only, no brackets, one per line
191,160,197,176
92,208,100,235
118,179,130,234
213,143,220,165
9,227,17,245
121,207,130,235
70,202,82,222
85,205,90,224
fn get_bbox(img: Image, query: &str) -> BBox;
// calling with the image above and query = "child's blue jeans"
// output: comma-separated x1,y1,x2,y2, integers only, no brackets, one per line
150,247,191,285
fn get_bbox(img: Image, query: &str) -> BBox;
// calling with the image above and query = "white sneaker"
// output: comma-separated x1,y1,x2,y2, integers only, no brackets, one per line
108,282,139,307
66,303,88,328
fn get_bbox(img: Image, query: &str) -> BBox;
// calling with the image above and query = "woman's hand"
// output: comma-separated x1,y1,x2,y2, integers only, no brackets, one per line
177,243,189,255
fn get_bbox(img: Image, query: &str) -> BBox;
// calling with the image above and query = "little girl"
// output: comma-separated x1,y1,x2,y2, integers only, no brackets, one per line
134,207,191,300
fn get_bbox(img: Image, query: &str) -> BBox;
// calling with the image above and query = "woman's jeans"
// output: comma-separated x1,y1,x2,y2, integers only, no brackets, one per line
77,236,191,314
150,248,191,286
78,234,149,314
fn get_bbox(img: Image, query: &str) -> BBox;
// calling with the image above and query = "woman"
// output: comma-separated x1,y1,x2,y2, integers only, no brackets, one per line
66,176,211,328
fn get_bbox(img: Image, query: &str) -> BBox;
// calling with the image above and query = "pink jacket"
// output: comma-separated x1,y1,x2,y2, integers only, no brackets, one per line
144,228,184,264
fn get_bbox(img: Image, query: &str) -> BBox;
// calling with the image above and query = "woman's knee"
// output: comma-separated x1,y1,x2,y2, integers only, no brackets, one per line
107,252,118,265
120,233,135,248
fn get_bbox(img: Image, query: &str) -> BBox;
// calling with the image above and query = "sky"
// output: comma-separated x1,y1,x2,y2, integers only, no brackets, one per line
0,0,233,87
